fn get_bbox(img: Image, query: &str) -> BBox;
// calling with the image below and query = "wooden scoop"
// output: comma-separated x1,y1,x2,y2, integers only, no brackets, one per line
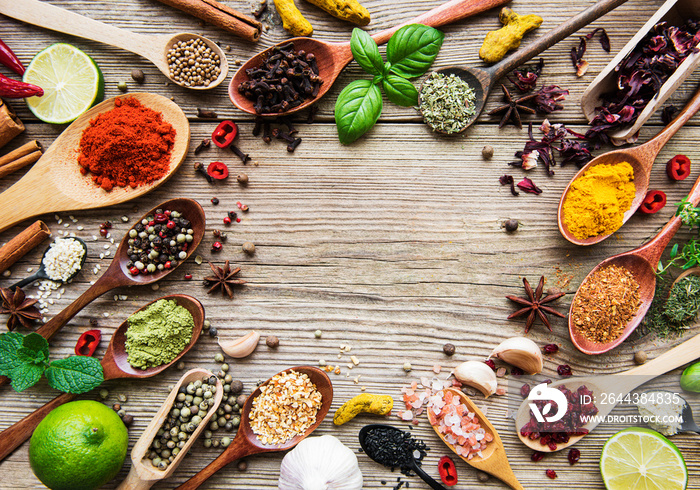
568,170,700,355
516,331,700,452
117,369,223,490
421,0,629,134
559,82,700,246
0,0,228,90
228,0,512,117
175,366,333,490
0,93,190,233
428,388,522,490
0,197,205,388
0,294,204,462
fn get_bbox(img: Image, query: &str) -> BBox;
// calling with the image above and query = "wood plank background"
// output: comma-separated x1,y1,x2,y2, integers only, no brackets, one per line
1,0,700,488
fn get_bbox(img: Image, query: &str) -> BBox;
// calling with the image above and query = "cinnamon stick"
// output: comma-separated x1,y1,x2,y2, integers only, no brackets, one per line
154,0,262,42
0,140,43,179
0,220,50,274
0,99,24,150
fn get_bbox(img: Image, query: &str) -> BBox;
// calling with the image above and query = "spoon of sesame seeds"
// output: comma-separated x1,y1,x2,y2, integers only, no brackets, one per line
9,237,88,290
0,0,229,90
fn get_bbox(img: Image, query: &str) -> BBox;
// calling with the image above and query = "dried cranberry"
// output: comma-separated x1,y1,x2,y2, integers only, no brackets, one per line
484,359,496,371
557,365,573,377
547,442,558,451
511,367,524,376
568,448,580,465
520,384,531,398
543,343,559,354
545,469,557,479
531,451,545,462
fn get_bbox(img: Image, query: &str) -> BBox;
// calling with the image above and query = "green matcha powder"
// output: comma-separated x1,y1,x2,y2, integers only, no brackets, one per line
125,299,194,369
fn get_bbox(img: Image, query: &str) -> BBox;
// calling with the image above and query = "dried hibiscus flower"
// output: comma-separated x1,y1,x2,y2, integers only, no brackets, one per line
571,28,610,77
507,58,544,93
534,85,569,114
499,174,519,196
517,177,542,194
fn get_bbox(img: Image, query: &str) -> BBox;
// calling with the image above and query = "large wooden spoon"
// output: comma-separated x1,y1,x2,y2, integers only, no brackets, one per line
174,366,333,490
0,197,205,388
559,82,700,246
0,294,204,461
228,0,512,117
117,368,223,490
421,0,629,134
428,388,522,490
0,0,228,90
0,93,190,233
516,331,700,452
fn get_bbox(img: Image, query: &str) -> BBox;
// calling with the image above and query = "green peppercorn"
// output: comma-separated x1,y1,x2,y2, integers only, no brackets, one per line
214,353,224,363
117,81,128,92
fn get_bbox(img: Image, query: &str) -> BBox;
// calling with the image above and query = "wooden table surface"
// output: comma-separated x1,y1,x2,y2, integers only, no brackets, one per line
1,0,700,488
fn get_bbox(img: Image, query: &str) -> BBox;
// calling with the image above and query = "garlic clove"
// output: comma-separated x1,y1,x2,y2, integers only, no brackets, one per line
452,360,498,398
218,330,260,358
490,336,543,374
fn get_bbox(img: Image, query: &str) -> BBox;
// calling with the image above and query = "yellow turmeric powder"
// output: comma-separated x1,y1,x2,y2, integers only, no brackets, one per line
563,162,636,240
479,8,543,63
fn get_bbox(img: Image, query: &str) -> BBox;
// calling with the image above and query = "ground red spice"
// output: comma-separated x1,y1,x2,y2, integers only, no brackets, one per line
78,97,176,191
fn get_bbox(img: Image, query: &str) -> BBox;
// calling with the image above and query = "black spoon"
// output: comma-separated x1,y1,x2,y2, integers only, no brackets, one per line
359,424,447,490
10,237,87,289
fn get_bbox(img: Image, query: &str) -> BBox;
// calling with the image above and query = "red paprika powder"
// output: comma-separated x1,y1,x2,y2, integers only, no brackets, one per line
78,97,176,191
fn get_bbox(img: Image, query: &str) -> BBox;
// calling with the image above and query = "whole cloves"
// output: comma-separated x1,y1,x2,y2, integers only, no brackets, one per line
197,108,217,119
194,162,214,183
230,144,251,164
194,138,211,155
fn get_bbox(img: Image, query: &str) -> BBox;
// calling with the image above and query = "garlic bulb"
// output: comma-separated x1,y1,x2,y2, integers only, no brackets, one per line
490,337,543,374
278,435,363,490
452,361,497,398
218,330,259,358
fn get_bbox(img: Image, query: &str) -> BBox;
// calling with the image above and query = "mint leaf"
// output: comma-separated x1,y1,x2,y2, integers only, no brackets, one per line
350,28,385,77
382,74,418,106
0,332,23,376
9,363,44,391
45,356,104,394
387,24,444,79
335,79,383,145
22,332,49,358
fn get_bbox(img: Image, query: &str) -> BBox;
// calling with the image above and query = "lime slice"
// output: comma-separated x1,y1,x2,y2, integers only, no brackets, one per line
23,43,104,124
600,427,687,490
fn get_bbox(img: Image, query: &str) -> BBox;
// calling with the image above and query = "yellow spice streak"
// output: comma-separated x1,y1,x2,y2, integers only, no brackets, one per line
563,162,635,240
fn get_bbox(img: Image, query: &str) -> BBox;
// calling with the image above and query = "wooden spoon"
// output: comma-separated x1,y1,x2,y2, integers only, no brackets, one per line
568,171,700,355
559,82,700,246
428,388,523,490
174,366,333,490
0,197,205,388
117,368,223,490
0,0,228,90
421,0,629,134
0,294,204,462
516,331,700,452
0,93,190,233
228,0,512,117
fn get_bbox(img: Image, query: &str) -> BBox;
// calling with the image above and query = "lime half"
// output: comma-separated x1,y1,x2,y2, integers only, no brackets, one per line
600,427,687,490
23,43,104,124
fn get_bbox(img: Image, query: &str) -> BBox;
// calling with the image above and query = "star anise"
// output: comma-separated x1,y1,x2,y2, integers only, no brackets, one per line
0,287,41,331
506,276,565,333
203,261,245,298
488,84,537,129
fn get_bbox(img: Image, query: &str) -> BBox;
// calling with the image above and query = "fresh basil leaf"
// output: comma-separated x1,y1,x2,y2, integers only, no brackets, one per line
387,24,444,78
350,28,385,77
335,79,383,145
0,332,24,377
382,74,418,107
45,356,104,394
9,363,44,392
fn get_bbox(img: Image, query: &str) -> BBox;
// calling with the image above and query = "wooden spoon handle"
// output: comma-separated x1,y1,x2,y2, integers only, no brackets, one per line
624,332,700,378
0,391,77,462
175,439,256,490
492,0,629,80
116,467,153,490
641,82,700,156
0,0,155,62
370,0,512,45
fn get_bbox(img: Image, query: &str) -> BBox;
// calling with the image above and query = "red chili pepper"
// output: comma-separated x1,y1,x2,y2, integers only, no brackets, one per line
212,120,238,148
438,455,458,486
0,73,43,98
207,161,229,180
666,155,691,181
0,39,25,75
75,329,101,356
639,190,666,214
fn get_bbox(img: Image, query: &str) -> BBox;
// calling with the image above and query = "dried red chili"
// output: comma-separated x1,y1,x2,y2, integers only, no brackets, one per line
0,73,42,98
75,329,101,356
639,190,666,214
212,120,238,148
666,155,691,181
438,455,458,486
0,38,25,75
207,161,229,180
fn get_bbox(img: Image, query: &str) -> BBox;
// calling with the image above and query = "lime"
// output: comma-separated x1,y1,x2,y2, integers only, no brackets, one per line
29,400,128,490
680,361,700,392
23,43,104,124
600,427,687,490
